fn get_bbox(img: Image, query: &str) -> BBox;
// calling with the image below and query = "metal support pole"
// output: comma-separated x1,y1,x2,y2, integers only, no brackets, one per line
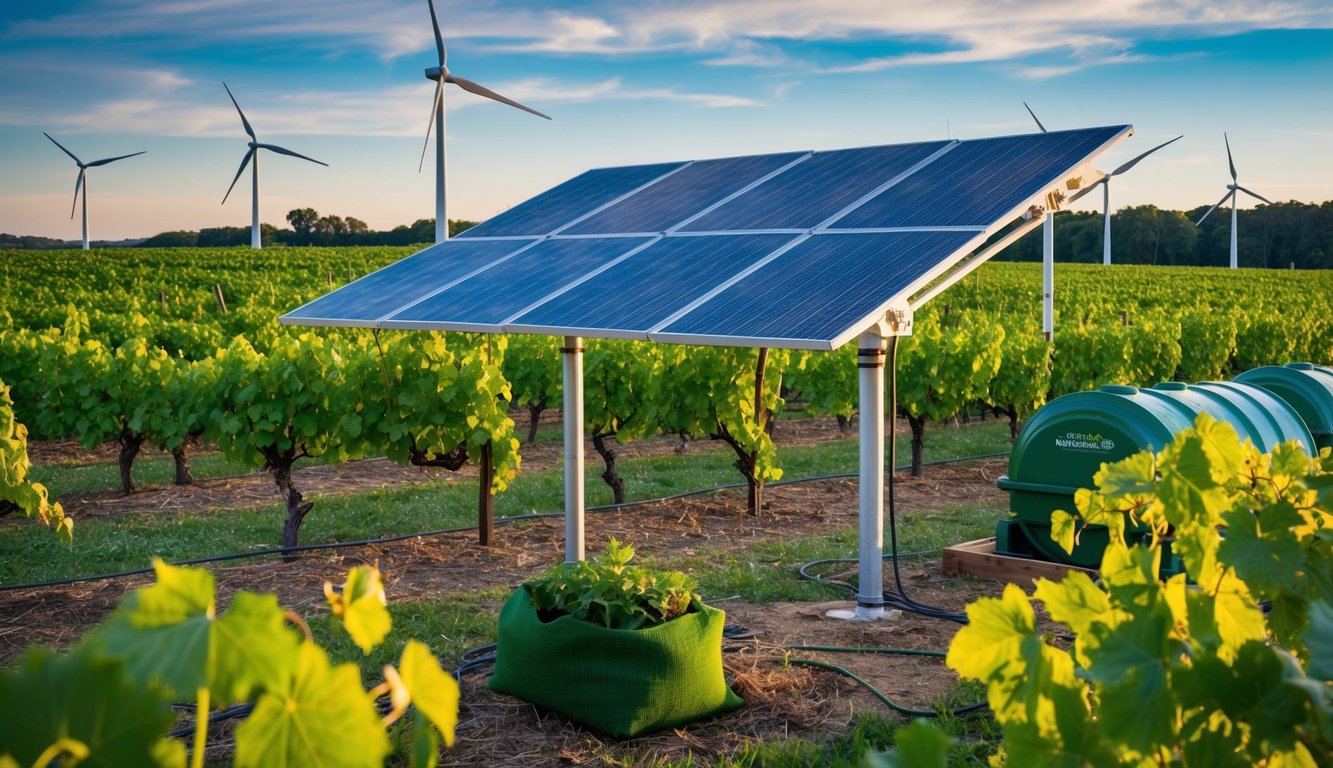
855,332,886,617
435,82,448,244
1043,211,1055,341
1226,201,1237,269
1102,184,1112,266
562,336,585,562
79,173,89,249
251,153,261,249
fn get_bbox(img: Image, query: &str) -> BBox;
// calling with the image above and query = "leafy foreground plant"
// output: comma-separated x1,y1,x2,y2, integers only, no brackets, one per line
0,561,458,768
0,378,70,540
873,413,1332,766
490,538,743,737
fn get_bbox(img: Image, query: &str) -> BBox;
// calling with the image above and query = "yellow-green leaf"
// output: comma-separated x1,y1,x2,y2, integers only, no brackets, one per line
326,565,391,654
398,640,459,748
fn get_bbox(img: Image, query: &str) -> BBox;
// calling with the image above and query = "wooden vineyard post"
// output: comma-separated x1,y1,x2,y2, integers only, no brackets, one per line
478,440,494,545
213,283,228,313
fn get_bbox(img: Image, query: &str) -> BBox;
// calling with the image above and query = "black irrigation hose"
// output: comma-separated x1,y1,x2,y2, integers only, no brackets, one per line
786,655,989,718
0,450,1010,594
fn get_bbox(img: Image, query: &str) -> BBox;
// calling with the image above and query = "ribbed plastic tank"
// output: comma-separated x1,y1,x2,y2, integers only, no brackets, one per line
996,381,1316,568
1235,363,1333,452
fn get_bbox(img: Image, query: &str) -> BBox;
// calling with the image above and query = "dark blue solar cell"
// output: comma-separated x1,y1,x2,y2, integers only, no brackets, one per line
562,152,808,235
282,238,534,323
388,236,654,326
681,141,952,232
657,231,978,344
456,163,686,238
508,233,799,333
832,126,1128,229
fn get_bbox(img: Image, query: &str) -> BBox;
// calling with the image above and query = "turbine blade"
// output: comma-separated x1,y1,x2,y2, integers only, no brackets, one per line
223,82,257,141
448,74,551,119
256,143,329,166
222,148,254,204
1195,189,1233,226
1023,101,1046,133
71,169,84,219
44,132,83,165
85,150,147,168
419,78,443,173
1065,175,1107,205
1235,185,1273,205
1109,135,1182,176
1224,132,1236,183
427,0,446,66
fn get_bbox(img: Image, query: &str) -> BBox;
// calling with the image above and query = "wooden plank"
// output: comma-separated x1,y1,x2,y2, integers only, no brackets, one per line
942,537,1095,585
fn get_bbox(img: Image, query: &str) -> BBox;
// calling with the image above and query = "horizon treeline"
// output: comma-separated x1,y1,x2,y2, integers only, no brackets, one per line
3,200,1331,269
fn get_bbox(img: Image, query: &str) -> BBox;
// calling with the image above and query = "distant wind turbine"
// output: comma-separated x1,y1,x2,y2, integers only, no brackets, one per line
221,82,327,250
43,133,145,251
1066,135,1183,265
1195,133,1272,269
1023,103,1180,265
419,0,550,243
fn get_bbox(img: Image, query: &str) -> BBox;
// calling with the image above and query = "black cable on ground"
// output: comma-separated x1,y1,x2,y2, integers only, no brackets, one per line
1,450,1009,594
881,335,969,625
786,654,988,718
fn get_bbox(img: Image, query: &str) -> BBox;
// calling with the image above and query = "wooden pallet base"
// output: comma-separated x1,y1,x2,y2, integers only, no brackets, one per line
942,537,1096,585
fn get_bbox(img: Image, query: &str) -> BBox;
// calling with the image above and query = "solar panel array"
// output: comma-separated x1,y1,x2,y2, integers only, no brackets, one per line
283,125,1130,349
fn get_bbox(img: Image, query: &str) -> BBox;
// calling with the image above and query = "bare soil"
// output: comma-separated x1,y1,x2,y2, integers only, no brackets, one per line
2,414,1018,765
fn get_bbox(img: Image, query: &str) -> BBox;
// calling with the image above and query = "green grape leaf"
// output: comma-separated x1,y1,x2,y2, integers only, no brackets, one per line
100,559,215,696
1078,600,1176,752
1000,681,1114,768
1033,573,1110,636
1175,642,1314,758
233,642,390,768
0,646,182,768
1094,449,1157,497
326,565,391,654
210,591,300,702
1177,710,1250,768
866,719,953,768
1049,510,1077,555
1302,601,1333,681
398,640,459,748
1218,505,1304,595
947,584,1035,683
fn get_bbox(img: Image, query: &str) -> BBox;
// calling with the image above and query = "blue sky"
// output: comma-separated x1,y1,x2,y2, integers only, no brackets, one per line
2,0,1331,241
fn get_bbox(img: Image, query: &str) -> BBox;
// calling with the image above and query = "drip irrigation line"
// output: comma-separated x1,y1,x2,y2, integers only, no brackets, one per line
2,451,1007,594
787,657,988,718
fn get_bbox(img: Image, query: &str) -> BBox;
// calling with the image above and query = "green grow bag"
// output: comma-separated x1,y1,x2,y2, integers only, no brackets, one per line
488,584,744,737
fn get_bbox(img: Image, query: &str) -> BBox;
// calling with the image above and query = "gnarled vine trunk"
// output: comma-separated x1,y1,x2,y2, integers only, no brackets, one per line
118,429,144,494
907,414,927,477
591,432,625,505
171,438,196,485
263,445,312,561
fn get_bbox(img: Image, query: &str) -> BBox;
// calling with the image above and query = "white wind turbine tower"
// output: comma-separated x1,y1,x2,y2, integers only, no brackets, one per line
1065,134,1183,265
419,0,550,243
221,82,328,250
44,133,145,251
1195,133,1272,269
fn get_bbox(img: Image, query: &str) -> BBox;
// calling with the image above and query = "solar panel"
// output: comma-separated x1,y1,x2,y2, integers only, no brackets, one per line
457,162,685,238
282,125,1132,347
382,236,654,331
653,231,981,347
561,152,808,236
507,233,800,337
282,238,534,326
681,141,953,232
832,127,1123,229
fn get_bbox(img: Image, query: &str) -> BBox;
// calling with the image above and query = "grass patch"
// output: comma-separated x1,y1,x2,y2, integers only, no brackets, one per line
2,420,1008,586
29,452,255,496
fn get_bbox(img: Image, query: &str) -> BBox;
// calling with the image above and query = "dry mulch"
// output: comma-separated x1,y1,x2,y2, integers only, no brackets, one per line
3,416,1017,765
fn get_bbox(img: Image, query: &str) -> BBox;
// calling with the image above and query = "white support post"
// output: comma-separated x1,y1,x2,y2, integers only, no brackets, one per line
1102,184,1112,266
435,87,448,244
828,327,901,622
562,336,585,563
1226,201,1237,269
251,152,262,250
1043,211,1054,341
80,175,89,251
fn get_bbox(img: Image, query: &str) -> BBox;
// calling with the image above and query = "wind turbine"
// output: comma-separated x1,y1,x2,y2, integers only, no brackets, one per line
221,82,327,250
1066,135,1183,265
43,133,145,251
419,0,550,243
1195,133,1272,269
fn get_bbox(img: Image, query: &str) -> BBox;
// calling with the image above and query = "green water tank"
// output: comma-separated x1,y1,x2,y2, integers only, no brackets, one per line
996,381,1316,568
1235,363,1333,453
